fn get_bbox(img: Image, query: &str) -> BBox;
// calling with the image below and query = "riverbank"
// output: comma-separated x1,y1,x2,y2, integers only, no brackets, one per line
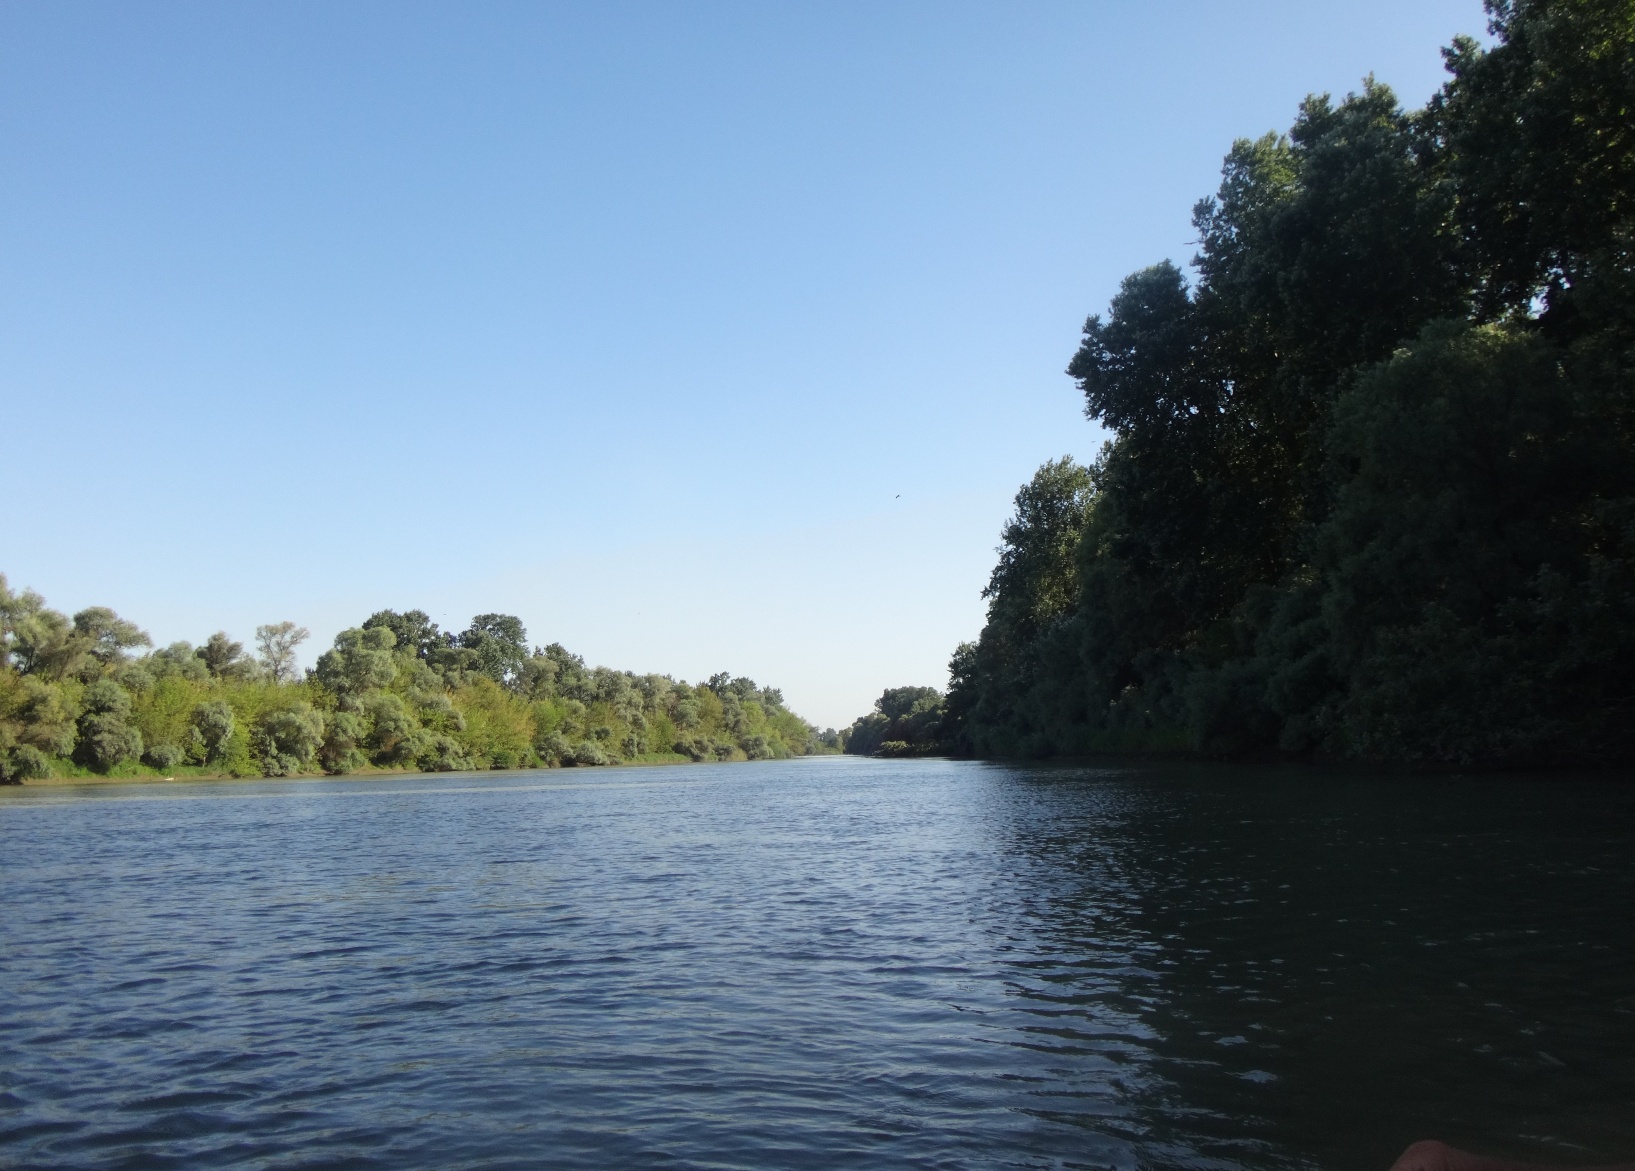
1,584,844,785
3,750,804,787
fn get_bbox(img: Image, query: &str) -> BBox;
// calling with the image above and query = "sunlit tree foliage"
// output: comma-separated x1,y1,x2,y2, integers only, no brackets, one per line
0,573,834,782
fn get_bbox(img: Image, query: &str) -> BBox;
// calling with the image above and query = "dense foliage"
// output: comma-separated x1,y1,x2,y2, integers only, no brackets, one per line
842,687,948,757
920,0,1634,768
0,581,837,782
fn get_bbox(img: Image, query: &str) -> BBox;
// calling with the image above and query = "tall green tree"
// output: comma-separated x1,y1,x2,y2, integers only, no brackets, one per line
460,614,528,685
1430,0,1635,316
197,632,252,679
953,0,1635,767
256,622,309,683
75,680,143,771
843,686,947,757
363,609,449,659
314,627,398,696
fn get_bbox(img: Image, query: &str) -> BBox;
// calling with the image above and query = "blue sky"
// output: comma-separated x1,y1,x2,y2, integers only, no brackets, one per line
2,0,1488,728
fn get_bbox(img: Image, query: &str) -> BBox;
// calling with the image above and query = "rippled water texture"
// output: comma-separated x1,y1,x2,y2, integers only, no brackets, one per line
3,758,1632,1170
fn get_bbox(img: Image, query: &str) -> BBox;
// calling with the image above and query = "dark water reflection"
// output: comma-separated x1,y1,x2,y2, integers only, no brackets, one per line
2,758,1631,1170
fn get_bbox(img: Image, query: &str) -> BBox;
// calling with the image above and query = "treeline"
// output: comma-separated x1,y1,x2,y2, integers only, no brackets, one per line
0,577,840,783
853,0,1635,768
841,687,947,757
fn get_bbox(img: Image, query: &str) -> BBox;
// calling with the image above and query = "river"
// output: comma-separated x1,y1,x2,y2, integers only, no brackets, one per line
2,757,1631,1170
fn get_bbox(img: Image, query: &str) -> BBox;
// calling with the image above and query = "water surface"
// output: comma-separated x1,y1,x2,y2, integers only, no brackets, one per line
3,757,1631,1170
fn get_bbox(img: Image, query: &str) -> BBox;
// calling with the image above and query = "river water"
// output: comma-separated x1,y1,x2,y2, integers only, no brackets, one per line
2,757,1631,1171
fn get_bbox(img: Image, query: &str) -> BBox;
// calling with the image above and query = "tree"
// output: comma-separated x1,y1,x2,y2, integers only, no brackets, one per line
0,576,65,676
363,609,449,659
196,632,252,678
513,652,561,699
1430,0,1635,315
188,701,236,765
150,642,212,682
314,627,398,696
459,614,528,685
1255,320,1635,764
6,676,77,757
954,0,1635,765
253,704,325,776
707,674,764,702
982,457,1094,641
843,686,947,756
0,741,49,783
256,622,310,683
0,588,148,682
1,576,830,777
75,680,143,771
360,691,418,761
71,608,151,671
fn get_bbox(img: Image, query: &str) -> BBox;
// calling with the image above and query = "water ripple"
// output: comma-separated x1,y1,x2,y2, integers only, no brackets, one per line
3,758,1633,1170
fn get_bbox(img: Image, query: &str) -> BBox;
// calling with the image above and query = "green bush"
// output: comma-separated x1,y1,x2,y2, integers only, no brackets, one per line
253,704,325,776
142,742,184,770
1,744,50,783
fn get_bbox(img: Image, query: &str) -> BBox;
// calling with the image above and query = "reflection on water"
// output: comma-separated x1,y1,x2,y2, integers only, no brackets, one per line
983,766,1635,1170
2,758,1631,1170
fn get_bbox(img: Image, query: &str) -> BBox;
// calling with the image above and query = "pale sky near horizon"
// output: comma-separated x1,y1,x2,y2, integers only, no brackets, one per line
3,1,1488,729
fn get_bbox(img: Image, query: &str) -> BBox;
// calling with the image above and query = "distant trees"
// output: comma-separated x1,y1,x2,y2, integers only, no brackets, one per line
941,0,1635,768
359,609,534,686
0,574,835,782
2,577,152,780
74,680,143,772
197,633,253,679
843,687,948,757
315,627,398,695
255,622,309,683
254,704,325,777
461,614,529,684
188,701,236,766
362,609,444,659
0,583,151,685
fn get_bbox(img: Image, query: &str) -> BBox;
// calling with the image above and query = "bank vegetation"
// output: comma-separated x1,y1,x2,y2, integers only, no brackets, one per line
849,0,1635,769
0,584,840,783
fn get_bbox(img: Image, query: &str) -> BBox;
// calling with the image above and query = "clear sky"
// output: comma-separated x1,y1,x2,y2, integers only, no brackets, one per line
2,0,1488,729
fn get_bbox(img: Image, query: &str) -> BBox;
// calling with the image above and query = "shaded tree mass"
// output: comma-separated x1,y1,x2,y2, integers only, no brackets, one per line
843,687,949,758
857,0,1635,768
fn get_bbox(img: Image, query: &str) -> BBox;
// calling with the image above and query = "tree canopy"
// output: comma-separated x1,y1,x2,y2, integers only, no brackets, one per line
0,577,837,782
931,0,1634,768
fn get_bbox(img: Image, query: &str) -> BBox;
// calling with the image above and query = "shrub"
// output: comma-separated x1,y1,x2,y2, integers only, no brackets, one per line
253,704,325,776
534,731,572,766
674,736,710,762
409,732,466,772
75,680,143,771
318,710,367,774
78,717,143,771
188,701,236,764
454,677,534,767
569,739,607,766
0,744,50,783
142,742,184,770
